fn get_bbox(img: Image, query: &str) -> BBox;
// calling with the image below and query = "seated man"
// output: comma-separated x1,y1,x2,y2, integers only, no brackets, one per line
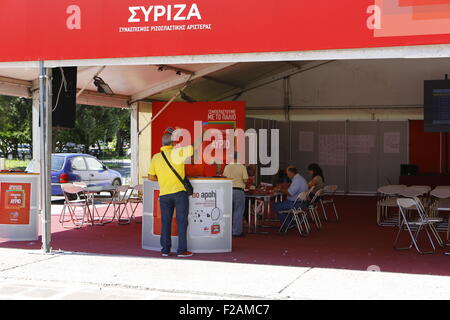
274,167,309,224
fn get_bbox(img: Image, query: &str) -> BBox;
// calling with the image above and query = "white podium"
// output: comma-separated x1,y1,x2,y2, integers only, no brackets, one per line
0,173,39,241
142,178,233,253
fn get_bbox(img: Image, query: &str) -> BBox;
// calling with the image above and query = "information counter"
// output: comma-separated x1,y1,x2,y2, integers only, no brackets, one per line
142,178,233,253
0,173,39,241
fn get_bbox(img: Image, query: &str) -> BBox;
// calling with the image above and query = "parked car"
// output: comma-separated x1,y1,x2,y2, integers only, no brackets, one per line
26,153,122,196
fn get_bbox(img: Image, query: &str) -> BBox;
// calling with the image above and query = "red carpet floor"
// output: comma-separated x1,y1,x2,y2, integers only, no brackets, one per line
1,196,448,276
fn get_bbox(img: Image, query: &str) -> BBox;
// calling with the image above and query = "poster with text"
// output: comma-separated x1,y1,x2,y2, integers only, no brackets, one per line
152,101,246,177
384,132,401,154
0,182,31,225
319,134,346,166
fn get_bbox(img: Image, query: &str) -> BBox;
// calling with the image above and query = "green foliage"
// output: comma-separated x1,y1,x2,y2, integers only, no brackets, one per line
53,104,131,155
0,97,131,158
0,96,32,156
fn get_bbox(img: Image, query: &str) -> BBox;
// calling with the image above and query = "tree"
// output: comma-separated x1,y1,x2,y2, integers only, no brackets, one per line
113,108,131,156
53,105,130,156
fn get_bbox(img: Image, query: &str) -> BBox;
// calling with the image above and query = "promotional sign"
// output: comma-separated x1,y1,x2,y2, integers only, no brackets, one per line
189,188,224,237
1,0,450,63
151,101,246,177
0,182,31,225
152,189,179,236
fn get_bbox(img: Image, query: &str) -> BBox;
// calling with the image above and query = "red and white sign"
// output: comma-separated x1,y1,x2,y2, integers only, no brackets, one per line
0,182,31,225
151,101,246,177
1,0,450,63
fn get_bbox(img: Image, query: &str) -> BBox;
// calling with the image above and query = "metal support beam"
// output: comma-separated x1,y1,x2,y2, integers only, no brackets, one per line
214,60,335,101
283,77,291,121
39,62,52,254
130,63,235,103
130,102,139,186
0,76,31,98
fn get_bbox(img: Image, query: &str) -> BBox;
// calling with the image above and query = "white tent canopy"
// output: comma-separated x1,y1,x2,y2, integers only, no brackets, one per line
1,44,450,253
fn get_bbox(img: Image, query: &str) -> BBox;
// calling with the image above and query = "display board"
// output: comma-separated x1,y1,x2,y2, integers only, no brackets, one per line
0,174,39,241
151,101,246,177
142,179,232,253
318,122,347,193
291,121,320,179
347,121,379,193
378,121,409,184
248,119,409,194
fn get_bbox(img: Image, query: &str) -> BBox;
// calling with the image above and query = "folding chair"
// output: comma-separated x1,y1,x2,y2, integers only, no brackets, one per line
60,184,91,229
100,185,132,224
320,185,339,221
307,188,323,230
128,184,143,224
395,197,444,254
429,188,450,241
278,191,310,236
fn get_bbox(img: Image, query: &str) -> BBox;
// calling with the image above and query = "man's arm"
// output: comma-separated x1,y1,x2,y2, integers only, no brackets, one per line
148,174,158,181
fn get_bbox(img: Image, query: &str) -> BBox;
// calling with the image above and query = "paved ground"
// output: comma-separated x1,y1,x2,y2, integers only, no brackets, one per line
0,248,448,300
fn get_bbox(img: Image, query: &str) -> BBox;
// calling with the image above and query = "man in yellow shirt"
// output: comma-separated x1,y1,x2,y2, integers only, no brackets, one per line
148,130,194,257
223,154,248,237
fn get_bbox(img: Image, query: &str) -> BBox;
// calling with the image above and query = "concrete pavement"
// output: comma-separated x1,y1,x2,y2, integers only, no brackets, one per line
0,248,448,300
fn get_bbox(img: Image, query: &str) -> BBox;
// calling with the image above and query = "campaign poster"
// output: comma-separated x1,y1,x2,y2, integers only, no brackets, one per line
0,182,31,225
151,101,246,177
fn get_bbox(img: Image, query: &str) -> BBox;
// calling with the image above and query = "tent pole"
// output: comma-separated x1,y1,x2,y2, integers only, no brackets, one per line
39,61,52,254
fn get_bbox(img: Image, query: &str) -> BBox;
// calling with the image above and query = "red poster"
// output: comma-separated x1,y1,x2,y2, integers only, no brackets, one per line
0,182,31,225
153,189,178,236
151,101,246,177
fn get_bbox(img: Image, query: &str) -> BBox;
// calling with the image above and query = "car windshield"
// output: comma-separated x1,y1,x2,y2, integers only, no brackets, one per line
51,155,65,171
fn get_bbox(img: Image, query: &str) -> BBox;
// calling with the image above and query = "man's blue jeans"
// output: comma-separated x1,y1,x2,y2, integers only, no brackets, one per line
274,200,295,224
159,191,189,255
232,189,245,236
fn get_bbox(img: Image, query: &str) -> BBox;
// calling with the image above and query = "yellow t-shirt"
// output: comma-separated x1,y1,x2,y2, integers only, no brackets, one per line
223,163,248,189
149,145,194,196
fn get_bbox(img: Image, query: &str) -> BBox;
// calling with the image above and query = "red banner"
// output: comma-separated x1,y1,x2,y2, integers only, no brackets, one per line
0,182,31,225
1,0,450,63
151,101,246,177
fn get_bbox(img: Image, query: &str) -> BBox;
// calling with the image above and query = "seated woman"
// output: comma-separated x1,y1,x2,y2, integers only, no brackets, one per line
307,163,325,197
